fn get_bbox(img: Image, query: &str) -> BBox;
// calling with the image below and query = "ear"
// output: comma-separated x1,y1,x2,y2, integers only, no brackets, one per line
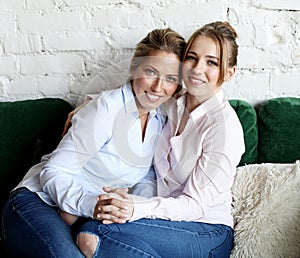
224,66,236,82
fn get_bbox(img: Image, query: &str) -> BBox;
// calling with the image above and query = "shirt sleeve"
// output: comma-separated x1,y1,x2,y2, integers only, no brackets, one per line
40,93,113,218
130,116,245,222
131,166,157,198
129,194,202,221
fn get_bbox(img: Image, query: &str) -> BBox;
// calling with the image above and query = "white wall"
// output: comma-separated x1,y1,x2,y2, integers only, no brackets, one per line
0,0,299,106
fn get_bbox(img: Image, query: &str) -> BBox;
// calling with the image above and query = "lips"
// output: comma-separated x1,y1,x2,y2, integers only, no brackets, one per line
188,76,206,86
146,92,162,102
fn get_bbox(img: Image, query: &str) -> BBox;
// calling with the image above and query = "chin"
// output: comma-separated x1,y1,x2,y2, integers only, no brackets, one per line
145,101,162,110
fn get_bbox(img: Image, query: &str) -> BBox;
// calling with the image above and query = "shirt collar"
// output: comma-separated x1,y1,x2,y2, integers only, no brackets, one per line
176,89,225,119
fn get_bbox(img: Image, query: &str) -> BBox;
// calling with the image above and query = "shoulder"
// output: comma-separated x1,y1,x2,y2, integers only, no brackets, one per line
206,101,244,141
73,86,125,125
95,86,123,104
211,100,241,125
92,84,128,113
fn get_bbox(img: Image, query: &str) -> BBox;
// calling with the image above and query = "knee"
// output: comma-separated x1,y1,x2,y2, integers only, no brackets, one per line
77,233,99,258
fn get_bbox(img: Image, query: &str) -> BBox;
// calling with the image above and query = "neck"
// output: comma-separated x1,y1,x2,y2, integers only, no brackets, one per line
137,106,150,118
185,93,209,112
186,87,221,112
185,94,197,112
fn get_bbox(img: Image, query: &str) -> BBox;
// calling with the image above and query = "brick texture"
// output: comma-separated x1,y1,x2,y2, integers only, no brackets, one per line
0,0,299,105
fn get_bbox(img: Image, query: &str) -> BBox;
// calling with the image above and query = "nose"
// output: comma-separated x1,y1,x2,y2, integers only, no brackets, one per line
193,60,204,74
151,77,164,92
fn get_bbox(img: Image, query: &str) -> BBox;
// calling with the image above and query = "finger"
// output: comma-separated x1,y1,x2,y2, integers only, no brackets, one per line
96,204,127,213
62,111,75,136
97,196,128,208
114,188,129,198
110,209,129,218
62,121,71,136
97,194,112,201
95,212,126,221
95,204,129,218
98,191,129,200
102,220,114,224
98,209,129,219
103,187,129,194
103,186,114,192
95,213,127,224
99,198,129,210
102,218,127,224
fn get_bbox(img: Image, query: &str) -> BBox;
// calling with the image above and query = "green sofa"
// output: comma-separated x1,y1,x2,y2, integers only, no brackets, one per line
0,97,299,256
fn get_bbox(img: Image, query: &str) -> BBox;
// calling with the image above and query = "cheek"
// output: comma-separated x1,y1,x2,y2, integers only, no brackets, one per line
182,62,191,75
182,63,193,81
208,70,220,82
166,84,179,96
133,77,147,92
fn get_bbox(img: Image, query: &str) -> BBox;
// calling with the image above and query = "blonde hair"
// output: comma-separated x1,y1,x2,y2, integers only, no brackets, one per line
184,21,238,85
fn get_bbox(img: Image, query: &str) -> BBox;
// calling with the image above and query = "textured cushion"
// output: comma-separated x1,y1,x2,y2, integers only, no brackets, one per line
0,98,73,212
229,100,258,166
258,97,300,163
231,162,300,258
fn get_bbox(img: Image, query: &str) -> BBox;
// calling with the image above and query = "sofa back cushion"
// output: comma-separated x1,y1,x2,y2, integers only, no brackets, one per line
229,100,258,166
258,97,300,163
0,98,73,212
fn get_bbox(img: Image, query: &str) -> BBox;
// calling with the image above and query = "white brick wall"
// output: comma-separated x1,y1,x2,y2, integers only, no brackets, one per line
0,0,299,106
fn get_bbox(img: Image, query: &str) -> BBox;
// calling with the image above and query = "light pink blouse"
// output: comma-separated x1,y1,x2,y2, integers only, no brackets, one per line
130,90,245,228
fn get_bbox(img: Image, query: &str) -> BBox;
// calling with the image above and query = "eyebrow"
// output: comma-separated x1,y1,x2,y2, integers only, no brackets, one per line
145,65,158,73
187,51,219,60
206,55,219,60
145,65,179,77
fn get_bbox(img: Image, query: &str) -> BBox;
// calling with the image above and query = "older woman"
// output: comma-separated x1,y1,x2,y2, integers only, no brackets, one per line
2,28,186,257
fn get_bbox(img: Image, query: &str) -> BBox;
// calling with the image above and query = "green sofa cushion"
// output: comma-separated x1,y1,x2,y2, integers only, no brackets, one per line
229,100,258,166
258,97,300,163
0,98,73,212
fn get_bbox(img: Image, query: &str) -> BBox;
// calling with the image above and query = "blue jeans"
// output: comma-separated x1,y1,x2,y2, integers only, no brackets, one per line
2,188,83,258
76,218,234,258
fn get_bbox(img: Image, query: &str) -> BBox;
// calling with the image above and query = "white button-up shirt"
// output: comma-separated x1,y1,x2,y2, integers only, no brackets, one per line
17,82,165,218
130,90,245,227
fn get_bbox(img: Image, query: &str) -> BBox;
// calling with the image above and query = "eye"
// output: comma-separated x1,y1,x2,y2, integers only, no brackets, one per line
144,68,156,76
208,60,218,66
166,76,178,83
185,55,197,61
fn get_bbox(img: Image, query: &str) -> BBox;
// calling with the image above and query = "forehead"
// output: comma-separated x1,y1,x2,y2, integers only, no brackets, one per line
188,35,219,57
139,50,180,73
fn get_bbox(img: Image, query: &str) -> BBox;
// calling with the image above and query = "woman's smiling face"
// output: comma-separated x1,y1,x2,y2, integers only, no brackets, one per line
131,50,181,113
182,35,221,98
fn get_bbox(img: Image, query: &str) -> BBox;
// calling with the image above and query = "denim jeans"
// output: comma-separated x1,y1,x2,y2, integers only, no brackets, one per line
77,218,234,258
2,188,83,258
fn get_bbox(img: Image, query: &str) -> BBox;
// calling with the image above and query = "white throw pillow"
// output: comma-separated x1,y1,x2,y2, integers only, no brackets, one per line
230,162,300,258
